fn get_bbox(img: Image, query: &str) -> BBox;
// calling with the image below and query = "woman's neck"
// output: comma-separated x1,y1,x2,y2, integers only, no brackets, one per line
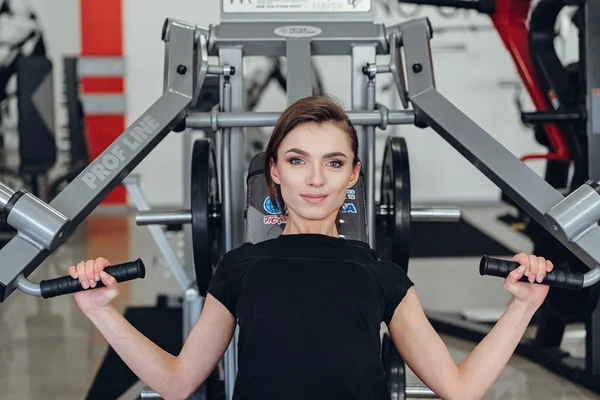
281,215,339,237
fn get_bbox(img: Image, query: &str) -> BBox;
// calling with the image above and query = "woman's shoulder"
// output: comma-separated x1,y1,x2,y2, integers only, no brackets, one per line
220,241,263,263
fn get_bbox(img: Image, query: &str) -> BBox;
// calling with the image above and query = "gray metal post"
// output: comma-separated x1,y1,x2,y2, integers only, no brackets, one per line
352,45,376,246
221,82,234,254
286,39,313,104
365,78,376,248
218,48,245,251
217,49,242,400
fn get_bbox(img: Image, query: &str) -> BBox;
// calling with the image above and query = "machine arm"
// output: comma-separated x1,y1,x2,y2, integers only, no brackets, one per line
397,18,600,287
0,19,209,302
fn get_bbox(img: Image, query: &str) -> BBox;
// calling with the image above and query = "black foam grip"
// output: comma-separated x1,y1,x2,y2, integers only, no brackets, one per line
39,259,146,299
479,256,584,291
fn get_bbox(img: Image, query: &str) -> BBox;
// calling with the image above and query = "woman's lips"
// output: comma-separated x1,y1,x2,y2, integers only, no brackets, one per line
301,194,328,204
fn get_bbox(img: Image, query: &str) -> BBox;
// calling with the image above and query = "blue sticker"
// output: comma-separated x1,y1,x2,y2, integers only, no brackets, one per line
341,203,357,214
263,197,281,215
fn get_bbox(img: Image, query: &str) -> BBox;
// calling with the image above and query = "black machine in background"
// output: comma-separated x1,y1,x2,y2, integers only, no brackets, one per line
0,0,54,244
45,57,91,200
0,1,91,250
395,0,600,394
15,56,91,202
0,0,52,196
0,54,92,248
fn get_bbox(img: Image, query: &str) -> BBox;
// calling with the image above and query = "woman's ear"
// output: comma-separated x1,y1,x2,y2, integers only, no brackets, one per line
348,161,361,187
269,158,281,184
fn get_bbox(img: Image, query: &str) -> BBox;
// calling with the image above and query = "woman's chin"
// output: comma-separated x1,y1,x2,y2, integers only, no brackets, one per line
290,208,336,222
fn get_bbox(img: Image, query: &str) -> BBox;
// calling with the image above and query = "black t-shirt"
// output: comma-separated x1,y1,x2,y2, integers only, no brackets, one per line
207,233,414,400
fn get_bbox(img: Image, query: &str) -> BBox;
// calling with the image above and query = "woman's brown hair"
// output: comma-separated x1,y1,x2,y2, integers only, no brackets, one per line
264,94,359,215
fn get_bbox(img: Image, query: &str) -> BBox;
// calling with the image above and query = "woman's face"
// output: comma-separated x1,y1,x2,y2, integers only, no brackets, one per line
270,121,360,223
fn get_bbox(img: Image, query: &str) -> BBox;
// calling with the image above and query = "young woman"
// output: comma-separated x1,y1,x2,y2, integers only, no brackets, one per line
71,95,554,400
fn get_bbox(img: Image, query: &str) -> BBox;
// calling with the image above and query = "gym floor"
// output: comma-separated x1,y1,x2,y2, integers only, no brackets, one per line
0,203,598,400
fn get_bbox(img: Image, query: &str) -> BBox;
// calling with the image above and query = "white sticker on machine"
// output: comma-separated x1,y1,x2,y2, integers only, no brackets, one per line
223,0,371,13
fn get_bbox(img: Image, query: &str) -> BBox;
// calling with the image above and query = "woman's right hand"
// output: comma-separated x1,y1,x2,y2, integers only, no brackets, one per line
69,258,121,315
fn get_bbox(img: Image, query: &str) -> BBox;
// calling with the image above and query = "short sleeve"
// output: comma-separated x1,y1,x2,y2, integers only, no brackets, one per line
207,250,244,317
380,262,414,324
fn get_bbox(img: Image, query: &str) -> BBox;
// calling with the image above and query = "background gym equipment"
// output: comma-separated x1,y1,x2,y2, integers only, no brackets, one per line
1,0,600,399
398,0,600,394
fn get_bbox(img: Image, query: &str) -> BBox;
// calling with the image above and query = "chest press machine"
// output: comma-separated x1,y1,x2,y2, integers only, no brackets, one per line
0,0,600,399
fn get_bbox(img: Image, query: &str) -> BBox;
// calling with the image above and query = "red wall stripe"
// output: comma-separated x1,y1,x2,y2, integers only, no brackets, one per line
80,0,126,204
85,115,127,150
81,77,124,93
80,0,123,56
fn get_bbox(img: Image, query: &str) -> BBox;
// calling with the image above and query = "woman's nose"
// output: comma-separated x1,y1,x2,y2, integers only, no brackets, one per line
307,165,325,186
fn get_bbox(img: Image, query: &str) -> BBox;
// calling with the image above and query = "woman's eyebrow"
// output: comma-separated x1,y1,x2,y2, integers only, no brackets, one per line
323,152,347,158
285,148,348,158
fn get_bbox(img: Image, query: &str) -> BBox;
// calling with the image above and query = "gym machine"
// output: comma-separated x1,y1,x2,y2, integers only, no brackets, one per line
0,0,600,399
395,0,600,393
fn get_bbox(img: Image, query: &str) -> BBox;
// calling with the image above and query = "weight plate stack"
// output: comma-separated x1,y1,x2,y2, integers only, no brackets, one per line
376,136,411,272
191,139,221,296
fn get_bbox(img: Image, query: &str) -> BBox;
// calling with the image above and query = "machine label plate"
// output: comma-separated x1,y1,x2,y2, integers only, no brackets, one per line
274,25,322,37
223,0,371,13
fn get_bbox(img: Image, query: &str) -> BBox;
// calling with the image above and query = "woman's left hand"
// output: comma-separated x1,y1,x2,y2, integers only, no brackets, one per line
503,253,554,309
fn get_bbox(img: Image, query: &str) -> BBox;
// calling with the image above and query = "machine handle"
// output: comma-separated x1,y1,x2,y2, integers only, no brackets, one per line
39,259,146,299
521,111,584,124
479,256,584,291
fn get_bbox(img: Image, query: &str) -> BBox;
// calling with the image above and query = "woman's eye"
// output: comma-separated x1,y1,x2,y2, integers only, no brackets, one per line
289,158,304,165
328,160,343,168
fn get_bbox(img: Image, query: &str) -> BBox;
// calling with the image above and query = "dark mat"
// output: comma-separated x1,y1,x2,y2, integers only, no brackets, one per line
86,296,183,400
410,218,516,258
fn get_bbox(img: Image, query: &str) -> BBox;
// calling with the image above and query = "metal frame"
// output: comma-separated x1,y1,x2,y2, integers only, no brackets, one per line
1,4,600,400
586,1,600,180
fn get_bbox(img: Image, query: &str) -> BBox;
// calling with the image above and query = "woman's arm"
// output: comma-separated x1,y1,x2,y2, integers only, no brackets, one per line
86,294,235,400
73,259,236,400
388,253,552,400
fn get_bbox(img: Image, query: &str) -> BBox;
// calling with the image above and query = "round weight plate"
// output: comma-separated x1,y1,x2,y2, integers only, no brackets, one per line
382,332,406,400
191,139,221,296
376,136,411,272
